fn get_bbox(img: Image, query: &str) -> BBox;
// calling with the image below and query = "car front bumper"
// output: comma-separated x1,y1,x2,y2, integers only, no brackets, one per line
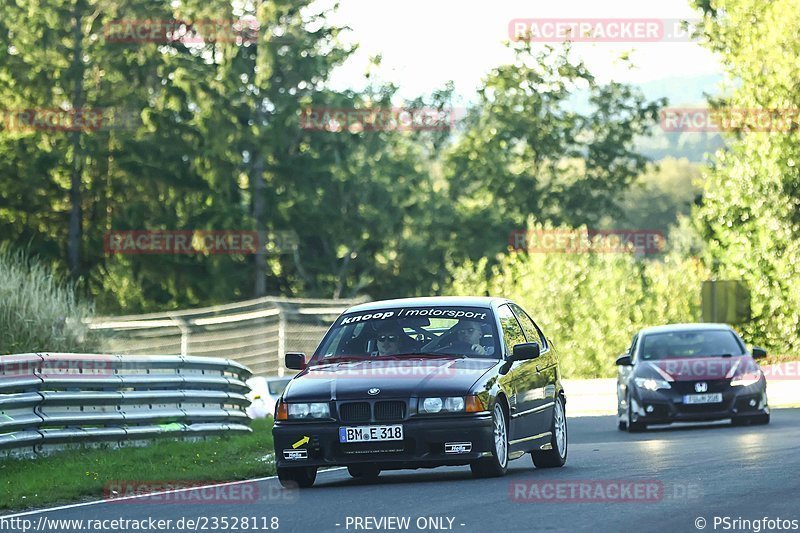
629,382,769,424
273,414,494,469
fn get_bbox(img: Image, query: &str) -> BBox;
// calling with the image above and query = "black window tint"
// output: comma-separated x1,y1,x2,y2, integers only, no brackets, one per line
497,305,526,354
640,330,745,360
509,303,545,347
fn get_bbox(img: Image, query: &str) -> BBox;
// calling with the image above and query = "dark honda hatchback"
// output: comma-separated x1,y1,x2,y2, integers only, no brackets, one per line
272,296,568,487
616,323,770,432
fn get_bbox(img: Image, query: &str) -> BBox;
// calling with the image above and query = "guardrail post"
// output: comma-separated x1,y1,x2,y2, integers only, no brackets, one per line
277,310,286,377
170,315,190,356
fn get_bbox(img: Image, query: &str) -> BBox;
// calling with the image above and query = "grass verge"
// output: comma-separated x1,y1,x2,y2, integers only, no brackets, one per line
0,419,275,513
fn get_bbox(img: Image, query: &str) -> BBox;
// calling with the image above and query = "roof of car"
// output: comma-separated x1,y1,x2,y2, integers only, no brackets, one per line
344,296,506,313
638,323,734,336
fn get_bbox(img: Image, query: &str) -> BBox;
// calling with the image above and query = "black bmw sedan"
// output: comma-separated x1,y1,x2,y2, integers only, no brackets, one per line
616,323,770,432
272,296,567,487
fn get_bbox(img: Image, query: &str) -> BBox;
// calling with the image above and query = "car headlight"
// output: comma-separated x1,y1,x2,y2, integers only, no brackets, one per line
421,397,444,413
286,402,330,419
420,396,469,414
731,369,762,387
445,397,465,411
634,377,671,391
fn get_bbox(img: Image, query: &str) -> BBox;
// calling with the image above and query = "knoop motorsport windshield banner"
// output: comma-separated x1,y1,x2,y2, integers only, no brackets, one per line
338,307,490,325
307,307,497,380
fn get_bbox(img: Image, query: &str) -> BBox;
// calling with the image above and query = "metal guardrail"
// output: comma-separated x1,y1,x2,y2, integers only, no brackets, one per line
0,353,253,458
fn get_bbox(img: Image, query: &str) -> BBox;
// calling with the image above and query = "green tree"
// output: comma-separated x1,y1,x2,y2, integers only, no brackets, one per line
272,84,455,299
0,0,239,311
692,0,800,354
0,0,362,312
443,43,664,262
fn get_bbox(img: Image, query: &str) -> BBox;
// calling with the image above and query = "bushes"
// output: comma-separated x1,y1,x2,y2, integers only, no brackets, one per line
447,225,708,378
0,245,97,354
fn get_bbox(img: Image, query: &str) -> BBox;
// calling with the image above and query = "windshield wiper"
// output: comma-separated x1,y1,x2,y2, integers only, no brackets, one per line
314,353,469,364
312,355,365,365
406,352,468,359
358,352,468,359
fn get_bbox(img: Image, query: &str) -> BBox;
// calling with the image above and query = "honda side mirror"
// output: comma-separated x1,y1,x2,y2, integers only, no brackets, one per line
285,352,307,370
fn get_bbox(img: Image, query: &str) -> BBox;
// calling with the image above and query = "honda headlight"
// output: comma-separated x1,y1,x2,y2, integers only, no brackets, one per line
731,369,762,387
634,377,671,391
287,402,330,419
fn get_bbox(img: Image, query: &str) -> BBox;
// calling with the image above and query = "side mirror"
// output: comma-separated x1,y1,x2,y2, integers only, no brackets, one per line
511,342,540,362
615,354,632,366
285,352,307,370
751,347,767,359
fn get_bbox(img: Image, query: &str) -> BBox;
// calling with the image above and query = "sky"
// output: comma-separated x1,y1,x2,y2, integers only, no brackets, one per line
314,0,724,103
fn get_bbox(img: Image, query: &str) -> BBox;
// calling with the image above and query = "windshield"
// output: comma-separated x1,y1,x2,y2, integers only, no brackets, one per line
639,330,745,360
312,306,501,362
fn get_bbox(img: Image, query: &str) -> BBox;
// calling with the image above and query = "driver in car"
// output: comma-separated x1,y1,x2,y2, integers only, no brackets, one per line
421,320,493,356
455,320,491,356
375,324,405,356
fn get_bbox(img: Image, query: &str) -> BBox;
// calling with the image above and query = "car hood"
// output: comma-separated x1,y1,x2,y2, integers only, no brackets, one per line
283,357,497,401
642,356,754,381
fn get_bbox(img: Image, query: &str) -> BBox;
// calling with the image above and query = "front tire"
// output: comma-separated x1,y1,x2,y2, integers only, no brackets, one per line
532,395,568,468
470,402,509,478
627,393,647,433
277,466,317,488
617,392,628,430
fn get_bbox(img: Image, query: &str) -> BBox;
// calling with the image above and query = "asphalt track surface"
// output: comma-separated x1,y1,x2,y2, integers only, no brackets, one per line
5,409,800,533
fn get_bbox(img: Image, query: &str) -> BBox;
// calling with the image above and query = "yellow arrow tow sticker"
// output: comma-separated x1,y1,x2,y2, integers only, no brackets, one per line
292,436,310,449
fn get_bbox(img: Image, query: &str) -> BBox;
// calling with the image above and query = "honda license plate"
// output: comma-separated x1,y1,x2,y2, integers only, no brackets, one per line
683,393,723,404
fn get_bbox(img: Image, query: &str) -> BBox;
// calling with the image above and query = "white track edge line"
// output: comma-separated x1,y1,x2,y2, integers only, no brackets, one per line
2,467,347,519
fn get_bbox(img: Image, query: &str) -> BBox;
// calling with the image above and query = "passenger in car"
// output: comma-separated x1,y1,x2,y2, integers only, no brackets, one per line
374,324,407,356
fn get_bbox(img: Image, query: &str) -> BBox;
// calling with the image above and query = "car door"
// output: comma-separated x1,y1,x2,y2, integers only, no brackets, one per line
509,303,554,437
496,304,543,442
